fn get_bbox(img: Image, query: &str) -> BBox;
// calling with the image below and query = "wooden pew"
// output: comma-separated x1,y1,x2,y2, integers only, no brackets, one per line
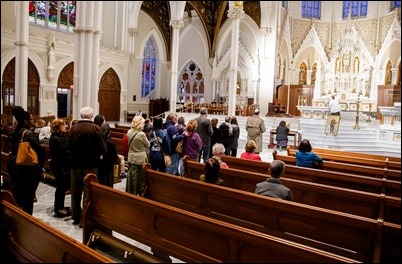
220,155,401,197
82,173,356,263
183,159,401,224
273,152,401,184
286,147,401,171
143,166,400,263
0,190,113,263
289,146,401,163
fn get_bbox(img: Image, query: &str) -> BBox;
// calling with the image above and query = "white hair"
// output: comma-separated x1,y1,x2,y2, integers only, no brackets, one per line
80,106,94,120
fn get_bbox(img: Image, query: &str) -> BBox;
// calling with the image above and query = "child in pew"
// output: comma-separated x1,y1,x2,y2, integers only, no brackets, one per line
199,157,224,186
255,160,293,201
240,139,262,161
295,139,323,168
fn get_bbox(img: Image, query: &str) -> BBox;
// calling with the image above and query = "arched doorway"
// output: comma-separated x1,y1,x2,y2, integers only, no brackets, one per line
57,62,74,118
2,58,40,118
98,68,121,121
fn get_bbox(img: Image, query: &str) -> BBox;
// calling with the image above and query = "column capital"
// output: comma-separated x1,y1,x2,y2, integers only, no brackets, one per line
259,27,271,36
227,9,245,20
169,19,184,29
128,28,138,37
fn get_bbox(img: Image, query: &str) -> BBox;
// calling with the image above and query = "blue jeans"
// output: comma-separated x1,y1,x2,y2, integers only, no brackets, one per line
166,153,180,175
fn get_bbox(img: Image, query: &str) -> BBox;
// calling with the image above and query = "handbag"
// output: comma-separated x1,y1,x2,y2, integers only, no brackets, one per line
16,129,39,166
175,140,184,154
153,131,171,167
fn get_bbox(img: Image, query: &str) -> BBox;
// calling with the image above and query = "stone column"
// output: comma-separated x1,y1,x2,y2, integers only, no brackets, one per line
227,7,245,116
14,1,29,108
391,68,398,85
128,28,138,63
72,1,103,119
169,19,184,112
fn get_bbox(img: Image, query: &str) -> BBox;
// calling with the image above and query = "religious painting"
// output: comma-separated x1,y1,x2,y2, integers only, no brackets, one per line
325,115,341,136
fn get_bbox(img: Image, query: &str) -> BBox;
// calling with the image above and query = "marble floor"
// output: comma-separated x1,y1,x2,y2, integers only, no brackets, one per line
30,147,278,263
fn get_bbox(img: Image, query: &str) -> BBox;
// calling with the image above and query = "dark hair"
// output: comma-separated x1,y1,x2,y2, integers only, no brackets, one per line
200,107,207,115
101,123,111,139
211,118,218,127
94,114,105,127
270,160,285,178
152,116,163,129
11,106,30,127
204,158,220,183
178,116,185,124
298,139,312,153
230,116,238,125
279,120,286,127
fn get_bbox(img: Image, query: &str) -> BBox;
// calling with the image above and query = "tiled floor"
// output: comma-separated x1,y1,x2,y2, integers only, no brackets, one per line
31,147,277,263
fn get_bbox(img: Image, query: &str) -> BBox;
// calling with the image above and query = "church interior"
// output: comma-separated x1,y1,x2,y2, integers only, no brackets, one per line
1,1,401,263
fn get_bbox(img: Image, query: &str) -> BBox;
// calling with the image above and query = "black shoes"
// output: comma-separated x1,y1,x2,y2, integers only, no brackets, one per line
72,219,83,228
54,207,71,218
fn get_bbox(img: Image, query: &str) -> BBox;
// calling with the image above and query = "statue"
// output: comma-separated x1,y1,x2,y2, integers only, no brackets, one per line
47,32,55,69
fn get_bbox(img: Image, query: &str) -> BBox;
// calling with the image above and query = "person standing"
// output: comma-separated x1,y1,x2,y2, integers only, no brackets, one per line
255,160,292,201
163,113,187,175
219,116,233,156
329,94,341,116
246,109,266,154
68,106,106,226
49,118,71,217
230,116,240,157
194,107,213,163
209,118,221,158
98,123,119,188
126,116,149,195
182,119,203,162
8,106,46,215
148,117,171,172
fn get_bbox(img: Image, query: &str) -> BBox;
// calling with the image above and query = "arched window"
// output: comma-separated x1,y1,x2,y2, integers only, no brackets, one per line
342,1,368,19
301,1,321,19
282,1,289,10
141,37,157,98
178,61,204,103
29,1,76,32
391,1,401,10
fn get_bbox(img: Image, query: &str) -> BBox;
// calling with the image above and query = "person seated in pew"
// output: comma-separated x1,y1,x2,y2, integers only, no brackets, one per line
211,143,229,168
295,139,323,168
255,160,293,201
240,139,262,161
199,157,224,186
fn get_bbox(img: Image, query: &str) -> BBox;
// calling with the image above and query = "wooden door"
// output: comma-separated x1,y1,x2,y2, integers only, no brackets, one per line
277,85,288,113
98,68,121,122
288,85,314,116
376,85,401,119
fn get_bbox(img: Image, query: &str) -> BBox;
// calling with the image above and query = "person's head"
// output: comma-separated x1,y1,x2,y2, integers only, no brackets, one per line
178,116,185,124
94,114,105,127
204,157,221,183
212,143,225,157
131,115,145,131
254,109,260,115
152,117,163,129
144,119,151,126
80,106,94,120
224,115,231,123
298,139,312,153
270,160,285,179
200,107,207,116
211,118,218,127
331,94,337,100
245,139,257,153
35,118,46,129
51,118,67,134
279,120,286,127
186,119,198,133
101,123,111,138
11,106,33,129
166,112,178,124
230,116,238,125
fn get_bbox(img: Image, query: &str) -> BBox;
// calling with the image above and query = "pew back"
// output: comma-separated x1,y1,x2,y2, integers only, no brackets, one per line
1,190,113,263
144,167,400,263
82,173,356,263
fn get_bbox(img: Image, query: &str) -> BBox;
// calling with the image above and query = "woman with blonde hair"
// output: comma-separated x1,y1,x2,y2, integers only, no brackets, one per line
240,139,262,161
126,115,149,195
49,118,71,217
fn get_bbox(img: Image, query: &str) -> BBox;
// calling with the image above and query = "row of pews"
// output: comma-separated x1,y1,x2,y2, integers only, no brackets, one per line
1,122,401,262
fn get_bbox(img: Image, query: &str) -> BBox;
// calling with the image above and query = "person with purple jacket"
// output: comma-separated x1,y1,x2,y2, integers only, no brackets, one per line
183,119,203,162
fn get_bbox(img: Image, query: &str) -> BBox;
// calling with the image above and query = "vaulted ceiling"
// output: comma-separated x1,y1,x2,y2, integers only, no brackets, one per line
140,1,261,61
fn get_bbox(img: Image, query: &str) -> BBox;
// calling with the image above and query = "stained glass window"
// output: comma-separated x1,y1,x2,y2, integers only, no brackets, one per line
141,37,157,98
29,1,76,32
301,1,321,19
177,61,204,103
282,1,288,10
391,1,401,10
342,1,368,19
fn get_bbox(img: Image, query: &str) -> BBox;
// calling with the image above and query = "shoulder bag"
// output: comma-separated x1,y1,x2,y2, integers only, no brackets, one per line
16,129,39,166
153,131,171,167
